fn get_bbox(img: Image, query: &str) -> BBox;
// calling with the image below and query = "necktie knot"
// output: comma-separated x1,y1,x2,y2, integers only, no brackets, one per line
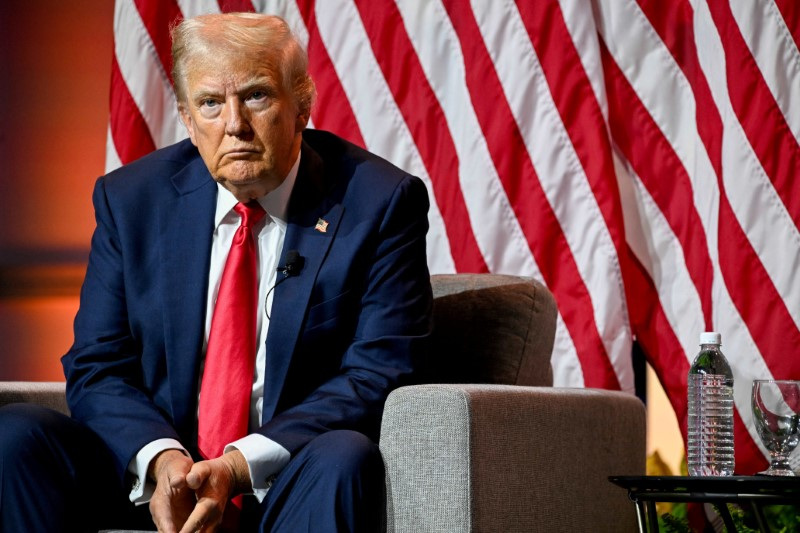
234,200,266,229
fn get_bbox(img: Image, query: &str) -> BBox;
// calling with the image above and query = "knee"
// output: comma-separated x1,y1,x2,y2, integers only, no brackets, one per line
305,430,383,478
0,404,68,457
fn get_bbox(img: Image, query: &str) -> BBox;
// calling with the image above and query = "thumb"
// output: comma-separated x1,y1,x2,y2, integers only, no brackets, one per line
185,461,212,490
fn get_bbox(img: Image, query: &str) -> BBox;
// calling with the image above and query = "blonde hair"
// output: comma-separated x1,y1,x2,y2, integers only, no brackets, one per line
171,13,316,115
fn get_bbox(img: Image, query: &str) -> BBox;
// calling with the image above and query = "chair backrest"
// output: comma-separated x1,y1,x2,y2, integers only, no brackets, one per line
427,274,557,386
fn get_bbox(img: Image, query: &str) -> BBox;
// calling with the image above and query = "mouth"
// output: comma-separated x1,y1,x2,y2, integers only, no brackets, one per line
222,148,260,159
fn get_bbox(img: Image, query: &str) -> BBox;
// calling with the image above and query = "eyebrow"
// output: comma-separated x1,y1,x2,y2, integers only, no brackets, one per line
190,76,279,102
236,76,279,96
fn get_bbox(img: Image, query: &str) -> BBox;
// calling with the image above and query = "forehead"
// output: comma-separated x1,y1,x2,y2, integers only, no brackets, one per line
185,47,283,90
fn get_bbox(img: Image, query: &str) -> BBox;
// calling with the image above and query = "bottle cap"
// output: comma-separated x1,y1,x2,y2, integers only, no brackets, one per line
699,331,721,345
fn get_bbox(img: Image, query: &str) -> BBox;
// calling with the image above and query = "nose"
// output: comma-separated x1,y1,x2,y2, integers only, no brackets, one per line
224,100,251,137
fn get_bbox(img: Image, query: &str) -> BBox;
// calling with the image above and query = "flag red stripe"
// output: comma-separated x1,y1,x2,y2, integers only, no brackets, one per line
353,0,488,273
217,0,255,12
109,55,156,164
733,409,769,473
515,1,625,255
600,40,715,331
708,0,800,231
442,0,620,389
775,0,800,57
295,0,365,147
620,247,689,442
133,0,183,84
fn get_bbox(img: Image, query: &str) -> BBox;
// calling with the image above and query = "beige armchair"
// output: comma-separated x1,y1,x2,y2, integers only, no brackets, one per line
0,274,645,532
380,274,645,532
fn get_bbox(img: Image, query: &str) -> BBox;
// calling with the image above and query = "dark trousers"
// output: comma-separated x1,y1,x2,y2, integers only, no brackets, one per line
0,404,385,532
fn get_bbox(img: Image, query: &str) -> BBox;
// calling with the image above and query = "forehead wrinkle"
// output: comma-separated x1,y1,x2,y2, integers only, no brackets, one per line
186,46,282,85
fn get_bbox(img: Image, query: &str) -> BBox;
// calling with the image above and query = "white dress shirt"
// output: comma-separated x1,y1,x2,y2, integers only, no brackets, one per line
128,153,301,504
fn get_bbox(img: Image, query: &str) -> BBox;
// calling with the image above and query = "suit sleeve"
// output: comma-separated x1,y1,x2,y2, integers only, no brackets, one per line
61,177,182,482
256,174,433,455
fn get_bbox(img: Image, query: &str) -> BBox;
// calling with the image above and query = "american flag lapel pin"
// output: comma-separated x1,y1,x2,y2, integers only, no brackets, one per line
315,218,329,233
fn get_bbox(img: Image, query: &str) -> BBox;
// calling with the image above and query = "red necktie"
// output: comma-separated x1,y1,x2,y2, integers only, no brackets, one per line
198,200,266,461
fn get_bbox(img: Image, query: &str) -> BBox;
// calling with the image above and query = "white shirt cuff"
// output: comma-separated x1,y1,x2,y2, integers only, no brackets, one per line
225,434,291,502
127,438,189,504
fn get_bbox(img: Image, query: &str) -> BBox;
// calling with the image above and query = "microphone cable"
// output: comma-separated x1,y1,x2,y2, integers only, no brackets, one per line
265,250,305,320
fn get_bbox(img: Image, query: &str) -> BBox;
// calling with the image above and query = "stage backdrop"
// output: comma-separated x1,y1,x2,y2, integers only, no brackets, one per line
108,0,800,474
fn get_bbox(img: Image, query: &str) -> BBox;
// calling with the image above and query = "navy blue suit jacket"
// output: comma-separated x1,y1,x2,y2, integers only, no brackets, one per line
62,129,433,483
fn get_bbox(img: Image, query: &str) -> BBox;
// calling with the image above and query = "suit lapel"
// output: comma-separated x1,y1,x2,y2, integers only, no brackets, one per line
261,142,343,422
159,157,216,436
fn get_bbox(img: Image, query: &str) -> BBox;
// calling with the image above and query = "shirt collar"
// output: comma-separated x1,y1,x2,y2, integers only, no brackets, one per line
213,150,301,229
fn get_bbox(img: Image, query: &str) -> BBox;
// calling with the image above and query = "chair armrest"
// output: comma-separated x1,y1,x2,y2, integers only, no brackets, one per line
0,381,69,415
380,384,645,533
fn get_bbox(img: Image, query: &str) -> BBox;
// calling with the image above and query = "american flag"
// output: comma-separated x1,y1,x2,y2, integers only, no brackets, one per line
108,0,800,475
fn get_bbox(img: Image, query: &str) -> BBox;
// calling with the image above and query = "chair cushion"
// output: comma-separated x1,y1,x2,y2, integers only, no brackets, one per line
427,274,556,386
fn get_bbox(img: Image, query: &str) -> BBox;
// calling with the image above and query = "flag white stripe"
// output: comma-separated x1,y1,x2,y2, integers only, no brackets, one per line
557,0,608,120
551,313,585,388
263,0,309,48
105,126,123,174
175,0,220,19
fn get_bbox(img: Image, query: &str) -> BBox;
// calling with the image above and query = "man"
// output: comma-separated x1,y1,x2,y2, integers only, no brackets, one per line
0,12,432,533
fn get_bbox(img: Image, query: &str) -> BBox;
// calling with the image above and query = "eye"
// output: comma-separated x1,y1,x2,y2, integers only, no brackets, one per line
246,91,268,102
197,97,222,118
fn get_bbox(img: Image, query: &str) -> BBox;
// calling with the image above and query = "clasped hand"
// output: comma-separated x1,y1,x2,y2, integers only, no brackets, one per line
149,449,250,533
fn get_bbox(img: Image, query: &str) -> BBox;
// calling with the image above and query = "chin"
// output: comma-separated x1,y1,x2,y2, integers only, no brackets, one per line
224,175,261,187
219,178,271,202
217,167,266,188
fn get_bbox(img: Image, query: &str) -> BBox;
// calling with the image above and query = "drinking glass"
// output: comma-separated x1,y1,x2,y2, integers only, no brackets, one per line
751,380,800,476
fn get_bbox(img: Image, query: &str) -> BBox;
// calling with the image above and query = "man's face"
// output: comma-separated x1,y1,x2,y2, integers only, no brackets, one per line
179,49,308,202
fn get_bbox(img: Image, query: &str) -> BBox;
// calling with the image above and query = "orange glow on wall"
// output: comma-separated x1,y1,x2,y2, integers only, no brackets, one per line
0,297,79,381
0,1,114,380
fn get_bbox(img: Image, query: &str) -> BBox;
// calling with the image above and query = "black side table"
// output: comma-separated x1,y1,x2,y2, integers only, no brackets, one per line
609,475,800,533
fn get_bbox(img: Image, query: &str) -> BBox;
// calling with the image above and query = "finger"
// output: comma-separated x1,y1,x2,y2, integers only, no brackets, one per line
164,456,192,490
151,470,196,533
178,497,220,533
185,461,212,490
149,498,179,533
169,471,188,490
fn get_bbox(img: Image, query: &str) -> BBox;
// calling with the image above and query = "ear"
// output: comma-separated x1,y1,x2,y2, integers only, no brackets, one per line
178,104,198,146
295,112,309,133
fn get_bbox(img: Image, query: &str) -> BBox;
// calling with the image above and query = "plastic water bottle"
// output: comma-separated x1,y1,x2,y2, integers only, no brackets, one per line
687,332,735,476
